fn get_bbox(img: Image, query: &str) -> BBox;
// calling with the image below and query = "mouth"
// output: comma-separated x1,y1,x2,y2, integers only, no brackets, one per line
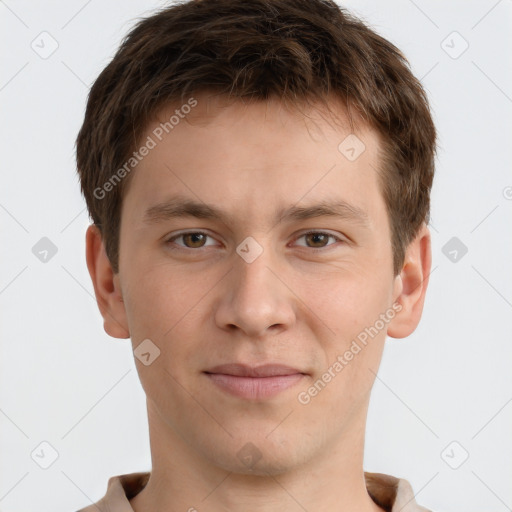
203,363,307,400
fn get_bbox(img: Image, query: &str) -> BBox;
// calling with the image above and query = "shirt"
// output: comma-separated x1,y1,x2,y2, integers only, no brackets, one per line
76,471,432,511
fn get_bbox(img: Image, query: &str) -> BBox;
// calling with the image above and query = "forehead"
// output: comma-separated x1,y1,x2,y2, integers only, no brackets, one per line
121,92,385,230
147,92,364,141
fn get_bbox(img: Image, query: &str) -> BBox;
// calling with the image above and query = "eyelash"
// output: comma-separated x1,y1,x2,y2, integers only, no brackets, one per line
165,230,344,252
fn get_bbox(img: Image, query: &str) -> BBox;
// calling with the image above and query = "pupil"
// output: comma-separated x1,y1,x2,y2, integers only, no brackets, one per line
309,233,326,247
188,233,204,247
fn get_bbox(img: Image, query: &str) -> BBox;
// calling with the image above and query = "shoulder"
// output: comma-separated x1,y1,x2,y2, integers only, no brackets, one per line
364,471,432,512
75,472,151,512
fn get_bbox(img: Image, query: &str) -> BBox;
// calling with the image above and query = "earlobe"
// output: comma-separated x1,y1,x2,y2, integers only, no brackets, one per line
387,223,432,339
85,224,130,339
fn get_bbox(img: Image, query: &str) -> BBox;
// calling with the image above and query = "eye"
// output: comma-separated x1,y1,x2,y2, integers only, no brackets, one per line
293,230,343,250
165,231,218,249
165,230,345,252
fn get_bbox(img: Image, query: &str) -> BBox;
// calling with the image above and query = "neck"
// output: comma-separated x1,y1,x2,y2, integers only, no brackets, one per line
130,400,385,512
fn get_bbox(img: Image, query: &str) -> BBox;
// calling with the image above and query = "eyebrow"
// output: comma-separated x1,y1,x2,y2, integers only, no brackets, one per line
142,194,370,228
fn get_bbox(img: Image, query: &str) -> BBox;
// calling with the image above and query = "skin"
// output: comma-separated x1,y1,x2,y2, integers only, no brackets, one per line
86,91,431,512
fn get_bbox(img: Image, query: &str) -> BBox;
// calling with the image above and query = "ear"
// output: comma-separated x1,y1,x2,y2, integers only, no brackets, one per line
387,222,432,339
85,224,130,339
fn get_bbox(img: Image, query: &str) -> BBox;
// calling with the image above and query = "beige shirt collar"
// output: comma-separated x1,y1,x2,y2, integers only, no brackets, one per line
77,471,431,512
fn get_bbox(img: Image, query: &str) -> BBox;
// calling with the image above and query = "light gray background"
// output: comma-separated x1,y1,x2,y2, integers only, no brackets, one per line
1,1,511,511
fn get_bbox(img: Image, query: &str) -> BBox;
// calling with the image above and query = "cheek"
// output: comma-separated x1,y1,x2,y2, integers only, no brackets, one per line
123,269,206,412
311,268,391,338
122,277,169,340
301,282,390,421
122,261,204,339
122,264,218,388
304,269,392,397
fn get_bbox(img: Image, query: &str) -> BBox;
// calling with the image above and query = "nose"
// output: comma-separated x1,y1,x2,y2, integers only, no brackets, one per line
214,239,296,338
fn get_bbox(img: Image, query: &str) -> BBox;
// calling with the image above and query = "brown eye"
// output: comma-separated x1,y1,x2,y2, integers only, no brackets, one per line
304,232,330,248
294,231,341,249
182,233,207,248
166,231,215,249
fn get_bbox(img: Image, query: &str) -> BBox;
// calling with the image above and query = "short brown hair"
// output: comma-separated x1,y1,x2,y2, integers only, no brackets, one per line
76,0,437,276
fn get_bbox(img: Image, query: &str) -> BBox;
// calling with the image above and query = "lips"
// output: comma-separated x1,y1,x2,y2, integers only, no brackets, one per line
204,363,305,378
203,363,307,400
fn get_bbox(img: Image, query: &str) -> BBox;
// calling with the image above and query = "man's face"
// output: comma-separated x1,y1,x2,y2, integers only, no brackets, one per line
115,93,404,474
